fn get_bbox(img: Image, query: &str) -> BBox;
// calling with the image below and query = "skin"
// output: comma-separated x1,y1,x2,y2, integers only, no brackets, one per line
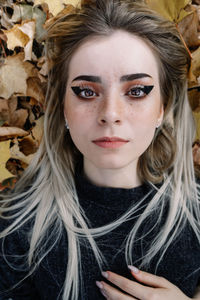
96,268,198,299
64,30,200,299
64,30,163,188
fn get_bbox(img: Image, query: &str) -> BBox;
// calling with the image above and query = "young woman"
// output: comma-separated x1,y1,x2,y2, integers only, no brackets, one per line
0,0,200,299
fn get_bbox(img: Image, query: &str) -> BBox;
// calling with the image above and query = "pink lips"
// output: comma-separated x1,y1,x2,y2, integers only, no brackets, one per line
92,137,129,149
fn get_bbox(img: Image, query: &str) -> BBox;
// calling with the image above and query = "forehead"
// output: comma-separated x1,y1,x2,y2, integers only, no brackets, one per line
67,30,160,83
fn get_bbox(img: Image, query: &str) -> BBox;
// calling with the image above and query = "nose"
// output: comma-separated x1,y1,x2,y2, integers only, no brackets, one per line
97,93,123,125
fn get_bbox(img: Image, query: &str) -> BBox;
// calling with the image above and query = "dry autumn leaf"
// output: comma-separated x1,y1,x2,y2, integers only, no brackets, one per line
31,115,44,146
178,4,200,48
0,99,9,124
145,0,192,23
26,77,45,104
0,52,39,99
0,127,28,141
10,138,34,165
7,97,29,128
193,111,200,140
3,23,30,50
0,140,14,182
34,0,81,17
189,46,200,83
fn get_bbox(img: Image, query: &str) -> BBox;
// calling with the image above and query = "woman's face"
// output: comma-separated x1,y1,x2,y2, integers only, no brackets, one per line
64,30,163,177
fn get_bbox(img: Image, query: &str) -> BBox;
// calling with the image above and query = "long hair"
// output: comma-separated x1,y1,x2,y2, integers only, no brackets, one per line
1,0,200,299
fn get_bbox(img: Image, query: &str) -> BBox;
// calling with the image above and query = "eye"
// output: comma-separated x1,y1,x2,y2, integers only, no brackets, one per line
126,85,154,99
71,86,98,99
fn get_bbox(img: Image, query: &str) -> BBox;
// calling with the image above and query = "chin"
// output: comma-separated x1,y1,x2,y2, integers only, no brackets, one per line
92,156,135,170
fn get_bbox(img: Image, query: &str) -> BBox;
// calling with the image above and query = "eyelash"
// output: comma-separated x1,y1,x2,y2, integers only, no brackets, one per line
71,86,98,99
71,85,154,100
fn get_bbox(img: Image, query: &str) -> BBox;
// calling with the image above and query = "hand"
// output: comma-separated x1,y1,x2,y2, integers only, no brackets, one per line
96,266,191,300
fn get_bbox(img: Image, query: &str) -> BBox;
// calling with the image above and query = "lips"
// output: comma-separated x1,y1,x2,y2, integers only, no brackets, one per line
92,137,129,149
93,137,128,142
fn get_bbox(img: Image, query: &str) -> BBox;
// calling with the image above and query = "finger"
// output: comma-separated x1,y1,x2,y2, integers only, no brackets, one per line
101,271,153,299
128,266,172,289
96,280,137,300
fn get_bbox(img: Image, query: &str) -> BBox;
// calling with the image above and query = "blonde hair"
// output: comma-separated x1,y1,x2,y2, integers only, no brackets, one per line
1,0,200,299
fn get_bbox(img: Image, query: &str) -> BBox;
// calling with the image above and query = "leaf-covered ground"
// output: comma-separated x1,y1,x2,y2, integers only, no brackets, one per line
0,0,200,190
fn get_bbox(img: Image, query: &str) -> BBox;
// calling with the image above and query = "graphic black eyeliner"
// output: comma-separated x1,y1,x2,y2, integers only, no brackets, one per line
130,85,154,94
71,86,84,96
141,85,154,94
71,86,95,98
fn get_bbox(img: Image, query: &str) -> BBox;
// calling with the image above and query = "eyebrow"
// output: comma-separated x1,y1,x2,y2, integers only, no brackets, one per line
71,73,152,83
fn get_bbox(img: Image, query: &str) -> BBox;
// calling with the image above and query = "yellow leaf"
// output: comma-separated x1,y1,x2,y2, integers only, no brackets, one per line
34,0,81,16
10,139,34,165
3,24,30,50
146,0,192,23
191,47,200,78
0,54,28,99
0,53,37,99
193,111,200,140
0,140,14,182
0,127,28,140
19,20,36,61
31,115,44,147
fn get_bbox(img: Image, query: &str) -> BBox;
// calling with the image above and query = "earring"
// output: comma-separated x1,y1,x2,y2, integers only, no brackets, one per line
65,119,69,130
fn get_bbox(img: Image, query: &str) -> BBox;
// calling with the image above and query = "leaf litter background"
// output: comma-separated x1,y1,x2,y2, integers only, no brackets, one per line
0,0,200,190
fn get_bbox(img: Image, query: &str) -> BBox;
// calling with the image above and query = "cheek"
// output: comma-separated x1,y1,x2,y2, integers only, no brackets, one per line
65,98,98,126
128,106,159,127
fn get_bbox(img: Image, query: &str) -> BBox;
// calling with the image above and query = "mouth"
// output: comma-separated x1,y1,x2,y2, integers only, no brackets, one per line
92,137,129,149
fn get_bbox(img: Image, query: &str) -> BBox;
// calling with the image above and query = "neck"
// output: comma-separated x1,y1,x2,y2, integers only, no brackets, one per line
83,160,142,189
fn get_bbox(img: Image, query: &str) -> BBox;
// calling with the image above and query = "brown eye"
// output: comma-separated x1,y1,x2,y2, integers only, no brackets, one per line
83,89,95,97
126,85,154,99
130,88,144,97
71,86,97,99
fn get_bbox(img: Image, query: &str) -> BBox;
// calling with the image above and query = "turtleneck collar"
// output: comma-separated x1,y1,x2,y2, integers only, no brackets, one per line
75,165,153,211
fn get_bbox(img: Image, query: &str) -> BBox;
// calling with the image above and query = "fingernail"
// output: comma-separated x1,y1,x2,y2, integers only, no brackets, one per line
96,281,103,289
128,265,139,274
102,271,108,279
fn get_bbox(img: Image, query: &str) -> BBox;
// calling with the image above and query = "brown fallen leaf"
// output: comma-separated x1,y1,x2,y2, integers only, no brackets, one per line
146,0,192,23
0,126,29,141
189,47,200,83
0,5,14,30
188,88,200,111
31,115,44,147
10,138,34,165
7,97,29,129
0,99,9,123
18,135,38,156
193,0,200,5
26,77,45,104
193,141,200,165
34,0,81,17
178,5,200,48
6,158,28,176
0,52,39,99
0,177,17,191
18,20,36,61
193,111,200,140
3,23,30,50
0,140,14,182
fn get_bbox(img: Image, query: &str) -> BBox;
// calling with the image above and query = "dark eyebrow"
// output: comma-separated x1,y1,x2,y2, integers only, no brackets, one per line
72,75,101,83
120,73,152,82
71,73,152,83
